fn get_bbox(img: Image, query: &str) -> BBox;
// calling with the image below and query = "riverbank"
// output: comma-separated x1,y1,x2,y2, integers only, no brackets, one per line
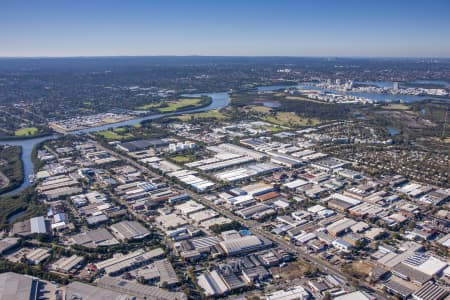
0,91,229,195
0,131,53,142
0,145,23,195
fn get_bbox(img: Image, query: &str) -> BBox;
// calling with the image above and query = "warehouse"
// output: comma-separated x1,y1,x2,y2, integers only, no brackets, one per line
215,163,280,183
0,272,42,300
208,143,266,160
199,216,233,229
242,183,274,196
155,213,187,230
189,209,219,224
175,200,205,216
348,202,383,218
71,228,119,248
265,285,311,300
268,151,304,168
95,248,164,276
117,138,171,152
311,157,351,171
30,216,48,235
197,270,229,297
109,220,150,241
219,235,265,255
334,291,376,300
327,218,357,237
51,255,84,274
65,281,132,300
237,204,275,220
190,236,221,253
25,248,51,265
282,179,309,189
186,153,255,172
169,171,215,192
412,282,449,300
242,266,271,283
392,253,448,285
97,276,186,300
332,239,353,252
153,259,180,287
327,193,361,211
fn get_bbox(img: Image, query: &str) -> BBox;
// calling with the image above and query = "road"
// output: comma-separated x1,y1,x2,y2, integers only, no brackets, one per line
90,138,388,299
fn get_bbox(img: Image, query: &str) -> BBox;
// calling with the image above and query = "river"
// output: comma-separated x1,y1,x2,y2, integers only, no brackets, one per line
1,82,448,196
0,91,229,196
258,83,448,103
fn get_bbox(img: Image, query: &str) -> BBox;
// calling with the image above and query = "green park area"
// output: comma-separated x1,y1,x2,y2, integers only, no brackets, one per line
381,103,411,110
263,112,321,127
97,129,134,140
14,127,38,136
138,98,205,113
175,109,227,121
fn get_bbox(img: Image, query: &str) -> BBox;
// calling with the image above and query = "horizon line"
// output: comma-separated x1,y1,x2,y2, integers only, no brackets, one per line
0,54,450,59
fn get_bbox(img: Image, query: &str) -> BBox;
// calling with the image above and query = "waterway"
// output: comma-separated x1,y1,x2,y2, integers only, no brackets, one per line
1,82,448,196
0,91,229,196
258,83,448,103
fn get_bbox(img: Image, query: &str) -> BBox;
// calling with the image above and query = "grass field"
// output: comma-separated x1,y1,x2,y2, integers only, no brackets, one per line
157,98,202,113
14,127,38,136
285,95,331,104
138,98,203,112
381,103,410,110
97,130,133,140
176,109,226,121
263,112,321,127
266,126,283,132
137,102,164,110
243,105,273,113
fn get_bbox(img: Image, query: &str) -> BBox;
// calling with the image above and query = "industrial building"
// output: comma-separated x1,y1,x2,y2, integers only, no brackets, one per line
109,220,150,241
219,235,266,255
265,285,311,300
117,138,171,152
208,143,266,160
0,272,41,300
71,228,120,248
51,255,84,274
65,281,132,300
215,163,280,183
197,270,229,297
95,248,164,276
97,276,187,300
168,169,215,192
412,282,449,300
175,200,205,217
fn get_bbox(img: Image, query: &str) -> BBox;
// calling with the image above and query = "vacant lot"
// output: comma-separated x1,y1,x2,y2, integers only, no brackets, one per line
170,155,195,163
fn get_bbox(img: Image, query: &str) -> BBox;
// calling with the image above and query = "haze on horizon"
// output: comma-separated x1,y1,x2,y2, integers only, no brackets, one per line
1,0,450,58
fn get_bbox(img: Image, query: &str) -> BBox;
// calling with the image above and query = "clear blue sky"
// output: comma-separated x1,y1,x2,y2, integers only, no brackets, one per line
1,0,450,57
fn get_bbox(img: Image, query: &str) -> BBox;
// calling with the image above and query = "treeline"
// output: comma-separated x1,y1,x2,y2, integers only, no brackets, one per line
0,145,23,194
277,98,355,121
0,187,46,229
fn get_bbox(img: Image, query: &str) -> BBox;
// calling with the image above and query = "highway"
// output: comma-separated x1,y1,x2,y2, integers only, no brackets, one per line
90,138,388,299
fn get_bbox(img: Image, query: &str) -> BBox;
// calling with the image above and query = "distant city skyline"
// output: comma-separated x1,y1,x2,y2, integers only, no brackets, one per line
1,0,450,57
